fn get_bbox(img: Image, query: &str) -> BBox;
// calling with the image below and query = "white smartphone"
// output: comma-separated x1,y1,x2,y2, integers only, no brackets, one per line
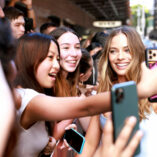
145,48,157,102
63,128,85,154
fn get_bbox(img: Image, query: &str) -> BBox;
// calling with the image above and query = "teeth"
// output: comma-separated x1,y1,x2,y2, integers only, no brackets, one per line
116,63,128,67
49,73,56,77
68,61,77,64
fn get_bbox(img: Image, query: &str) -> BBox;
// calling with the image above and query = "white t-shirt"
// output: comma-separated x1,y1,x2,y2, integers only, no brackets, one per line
12,88,49,157
136,109,157,157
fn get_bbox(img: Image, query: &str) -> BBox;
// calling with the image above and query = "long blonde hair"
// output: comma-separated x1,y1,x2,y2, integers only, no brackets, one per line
98,26,150,120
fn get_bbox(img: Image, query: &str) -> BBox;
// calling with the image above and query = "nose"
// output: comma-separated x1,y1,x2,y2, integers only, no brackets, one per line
70,47,78,57
20,25,25,33
53,58,60,72
117,51,125,60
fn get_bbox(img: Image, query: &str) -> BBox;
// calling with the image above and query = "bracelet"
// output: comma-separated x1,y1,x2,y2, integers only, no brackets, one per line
27,7,33,11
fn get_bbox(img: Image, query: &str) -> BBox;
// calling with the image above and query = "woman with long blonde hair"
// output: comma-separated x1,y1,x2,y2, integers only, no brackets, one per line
77,26,155,157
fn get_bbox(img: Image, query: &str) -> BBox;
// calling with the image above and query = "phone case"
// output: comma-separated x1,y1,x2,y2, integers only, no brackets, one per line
111,81,140,155
63,128,85,154
145,48,157,102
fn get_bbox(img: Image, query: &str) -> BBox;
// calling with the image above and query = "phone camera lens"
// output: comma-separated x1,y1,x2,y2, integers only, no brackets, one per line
115,88,124,103
153,53,156,57
149,56,152,59
149,50,152,54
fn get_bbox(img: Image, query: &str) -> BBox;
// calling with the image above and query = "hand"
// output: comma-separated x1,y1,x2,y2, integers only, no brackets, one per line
57,124,77,150
138,62,157,98
43,137,56,155
21,0,32,8
94,116,143,157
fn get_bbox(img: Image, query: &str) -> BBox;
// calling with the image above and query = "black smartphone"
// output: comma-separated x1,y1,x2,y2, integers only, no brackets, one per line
145,48,157,102
111,81,140,155
63,128,85,154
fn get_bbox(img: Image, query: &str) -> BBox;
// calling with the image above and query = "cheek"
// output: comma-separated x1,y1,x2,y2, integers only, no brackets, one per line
78,51,82,59
109,54,114,64
77,51,82,62
128,54,132,60
60,50,68,60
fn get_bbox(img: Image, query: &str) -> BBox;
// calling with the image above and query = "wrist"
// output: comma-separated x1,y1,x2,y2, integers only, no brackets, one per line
27,6,33,10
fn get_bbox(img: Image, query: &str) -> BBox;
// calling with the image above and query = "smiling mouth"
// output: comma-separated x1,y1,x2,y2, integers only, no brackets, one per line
48,73,57,78
115,63,130,69
116,63,129,67
67,60,77,64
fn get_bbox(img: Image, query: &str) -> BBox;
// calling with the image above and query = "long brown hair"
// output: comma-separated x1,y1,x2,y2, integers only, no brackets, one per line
98,26,150,120
50,27,80,96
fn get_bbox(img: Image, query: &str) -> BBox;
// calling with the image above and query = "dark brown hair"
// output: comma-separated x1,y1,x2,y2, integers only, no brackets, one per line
14,32,60,93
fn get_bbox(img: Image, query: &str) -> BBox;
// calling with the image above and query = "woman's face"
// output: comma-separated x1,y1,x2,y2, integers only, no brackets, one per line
57,32,82,73
36,41,60,88
108,33,132,81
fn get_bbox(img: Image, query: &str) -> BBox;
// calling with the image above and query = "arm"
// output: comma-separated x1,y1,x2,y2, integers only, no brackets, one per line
0,62,15,156
76,115,101,157
22,61,157,129
7,0,19,6
21,91,111,129
93,116,142,157
21,0,36,29
53,119,74,140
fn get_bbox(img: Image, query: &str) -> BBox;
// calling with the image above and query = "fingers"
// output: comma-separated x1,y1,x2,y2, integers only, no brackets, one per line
114,116,137,154
43,137,56,155
122,130,143,157
65,123,77,131
102,117,113,148
63,139,72,151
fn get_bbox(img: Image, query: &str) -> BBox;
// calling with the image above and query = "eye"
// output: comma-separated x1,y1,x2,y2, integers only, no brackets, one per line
48,55,53,59
15,24,20,27
75,45,81,49
62,46,69,50
125,48,130,53
109,49,116,54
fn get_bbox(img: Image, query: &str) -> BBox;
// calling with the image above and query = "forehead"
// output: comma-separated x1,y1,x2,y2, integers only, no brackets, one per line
49,41,59,55
11,16,25,24
110,33,128,47
58,32,80,44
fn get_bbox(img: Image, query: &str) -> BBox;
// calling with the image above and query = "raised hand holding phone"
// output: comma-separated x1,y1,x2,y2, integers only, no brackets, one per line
111,81,140,155
145,48,157,102
63,128,85,154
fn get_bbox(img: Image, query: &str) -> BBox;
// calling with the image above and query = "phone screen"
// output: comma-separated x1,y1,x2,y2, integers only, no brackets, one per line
146,49,157,102
64,129,85,154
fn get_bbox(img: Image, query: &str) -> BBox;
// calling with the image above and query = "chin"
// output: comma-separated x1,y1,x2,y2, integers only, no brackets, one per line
66,68,77,73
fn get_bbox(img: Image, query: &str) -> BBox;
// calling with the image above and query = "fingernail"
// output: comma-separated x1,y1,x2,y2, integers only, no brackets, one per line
128,116,136,123
136,130,143,137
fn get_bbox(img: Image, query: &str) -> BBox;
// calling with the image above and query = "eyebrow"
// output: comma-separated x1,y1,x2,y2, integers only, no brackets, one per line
48,51,56,54
110,46,129,49
15,22,25,24
60,43,80,46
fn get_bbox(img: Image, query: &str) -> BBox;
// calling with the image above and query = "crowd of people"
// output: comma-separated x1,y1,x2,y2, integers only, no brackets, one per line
1,0,157,157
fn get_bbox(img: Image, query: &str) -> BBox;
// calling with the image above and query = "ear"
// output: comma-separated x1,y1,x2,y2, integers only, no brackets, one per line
79,73,85,82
